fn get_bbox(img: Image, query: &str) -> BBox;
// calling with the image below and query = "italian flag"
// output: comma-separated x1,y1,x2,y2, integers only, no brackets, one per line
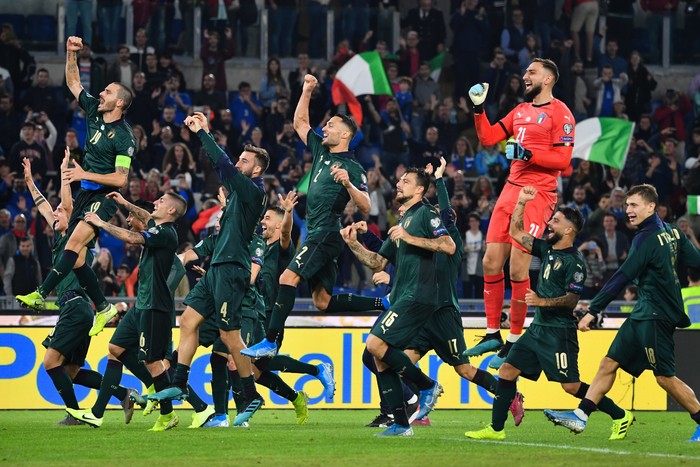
296,169,311,195
572,118,635,170
429,51,445,82
331,51,393,126
688,196,700,215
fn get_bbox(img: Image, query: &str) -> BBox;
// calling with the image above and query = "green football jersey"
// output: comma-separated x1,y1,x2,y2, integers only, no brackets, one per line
590,214,700,327
305,129,368,233
434,178,461,311
530,238,586,328
53,231,93,299
242,234,266,318
135,219,178,312
78,90,135,189
260,239,295,314
197,130,266,268
378,202,449,306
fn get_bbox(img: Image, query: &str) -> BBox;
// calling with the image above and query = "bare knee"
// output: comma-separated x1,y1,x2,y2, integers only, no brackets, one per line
179,307,203,332
313,290,332,311
498,362,520,381
43,348,65,370
509,248,532,281
561,382,580,395
366,335,387,358
656,375,674,391
279,269,301,287
598,356,619,374
108,343,125,360
456,364,476,380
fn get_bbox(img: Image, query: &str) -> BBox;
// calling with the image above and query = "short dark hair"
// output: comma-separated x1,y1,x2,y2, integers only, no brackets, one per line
558,206,584,234
404,167,430,194
269,206,286,218
238,81,251,91
19,236,32,245
689,268,700,283
244,144,270,173
626,184,659,206
165,191,188,219
37,68,49,75
113,82,134,112
334,113,358,140
531,57,559,83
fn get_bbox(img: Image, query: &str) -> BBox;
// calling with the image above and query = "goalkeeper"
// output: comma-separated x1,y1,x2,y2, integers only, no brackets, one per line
464,58,576,368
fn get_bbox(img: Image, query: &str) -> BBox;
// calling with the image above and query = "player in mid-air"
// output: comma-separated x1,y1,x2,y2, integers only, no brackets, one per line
150,112,269,427
68,191,187,431
25,153,135,426
17,36,137,337
465,186,632,441
342,168,455,437
545,184,700,442
464,58,575,368
243,74,370,360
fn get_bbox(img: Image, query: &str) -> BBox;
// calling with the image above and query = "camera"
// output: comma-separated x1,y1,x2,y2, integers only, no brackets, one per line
32,112,41,119
588,241,597,250
170,179,181,188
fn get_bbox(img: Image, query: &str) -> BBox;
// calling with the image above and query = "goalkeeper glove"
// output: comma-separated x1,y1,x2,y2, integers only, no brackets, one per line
505,138,532,161
468,82,489,113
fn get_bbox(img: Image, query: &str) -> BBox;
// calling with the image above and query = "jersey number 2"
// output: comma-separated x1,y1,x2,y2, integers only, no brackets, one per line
515,127,527,143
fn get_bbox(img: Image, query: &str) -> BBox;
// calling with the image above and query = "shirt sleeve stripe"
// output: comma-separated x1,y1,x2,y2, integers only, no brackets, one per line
552,143,574,147
115,155,132,168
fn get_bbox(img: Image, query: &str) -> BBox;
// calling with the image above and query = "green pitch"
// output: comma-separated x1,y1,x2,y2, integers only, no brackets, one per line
2,410,699,465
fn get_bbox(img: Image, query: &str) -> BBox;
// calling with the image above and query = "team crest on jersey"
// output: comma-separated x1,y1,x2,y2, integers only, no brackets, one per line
537,113,546,124
573,272,584,283
553,258,562,270
430,217,441,228
255,248,263,257
402,217,412,229
148,227,159,234
107,129,116,139
331,161,343,170
563,123,574,134
128,147,135,156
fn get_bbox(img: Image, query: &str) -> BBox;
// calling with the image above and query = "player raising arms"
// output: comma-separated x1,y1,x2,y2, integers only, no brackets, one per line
464,58,575,367
17,36,137,336
243,74,370,359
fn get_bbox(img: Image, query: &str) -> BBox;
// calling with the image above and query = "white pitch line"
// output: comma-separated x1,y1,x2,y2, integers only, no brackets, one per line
439,438,700,460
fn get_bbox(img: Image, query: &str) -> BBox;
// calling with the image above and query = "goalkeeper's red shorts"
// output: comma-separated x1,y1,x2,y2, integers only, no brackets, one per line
486,181,557,251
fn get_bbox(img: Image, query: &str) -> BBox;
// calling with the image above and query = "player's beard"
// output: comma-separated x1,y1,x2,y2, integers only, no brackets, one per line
545,230,562,245
525,83,543,101
396,194,411,204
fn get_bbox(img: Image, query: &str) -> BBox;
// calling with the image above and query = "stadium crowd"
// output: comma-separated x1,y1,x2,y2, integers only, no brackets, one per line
1,0,700,304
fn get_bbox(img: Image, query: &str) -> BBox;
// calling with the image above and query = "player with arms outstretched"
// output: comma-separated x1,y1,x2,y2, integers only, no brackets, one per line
17,36,137,336
465,58,576,367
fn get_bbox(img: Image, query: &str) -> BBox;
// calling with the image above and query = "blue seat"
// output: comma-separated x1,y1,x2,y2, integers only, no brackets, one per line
26,15,56,43
170,18,184,44
0,14,25,39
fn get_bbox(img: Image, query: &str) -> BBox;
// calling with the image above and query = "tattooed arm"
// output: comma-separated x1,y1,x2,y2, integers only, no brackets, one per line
341,224,389,272
524,290,579,309
105,191,152,227
83,212,145,245
65,36,84,100
509,186,538,253
400,233,456,254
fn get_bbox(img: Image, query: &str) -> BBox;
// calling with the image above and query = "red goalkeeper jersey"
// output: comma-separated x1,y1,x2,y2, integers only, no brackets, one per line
474,98,575,191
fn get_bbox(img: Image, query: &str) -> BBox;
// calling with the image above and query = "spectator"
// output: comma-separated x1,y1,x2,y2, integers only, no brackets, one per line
9,122,47,182
259,57,289,109
578,238,606,299
624,51,657,122
593,64,628,117
407,125,446,169
128,72,159,133
0,94,22,155
3,236,41,296
567,185,594,222
231,81,263,133
566,160,602,206
267,0,298,57
585,192,611,236
288,53,314,110
643,147,679,203
65,0,94,46
500,8,530,62
158,52,187,91
92,247,119,296
107,45,139,87
601,166,630,193
597,212,630,282
0,213,28,273
21,69,57,118
97,0,123,52
622,136,651,186
482,50,514,120
565,0,599,65
213,108,241,156
131,124,154,173
129,28,156,72
475,143,508,177
641,0,679,64
52,127,83,180
0,24,35,101
608,186,626,220
142,53,165,94
201,29,236,92
158,75,191,126
560,40,592,122
163,142,196,181
0,66,14,97
404,0,446,61
518,34,542,74
364,96,408,177
497,75,525,120
396,31,421,78
149,123,175,171
463,212,484,299
0,209,10,237
653,89,692,159
429,101,469,153
450,0,490,99
366,165,392,235
598,39,627,77
412,62,440,140
148,0,176,52
451,136,477,175
72,42,106,96
264,96,290,144
193,74,227,113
